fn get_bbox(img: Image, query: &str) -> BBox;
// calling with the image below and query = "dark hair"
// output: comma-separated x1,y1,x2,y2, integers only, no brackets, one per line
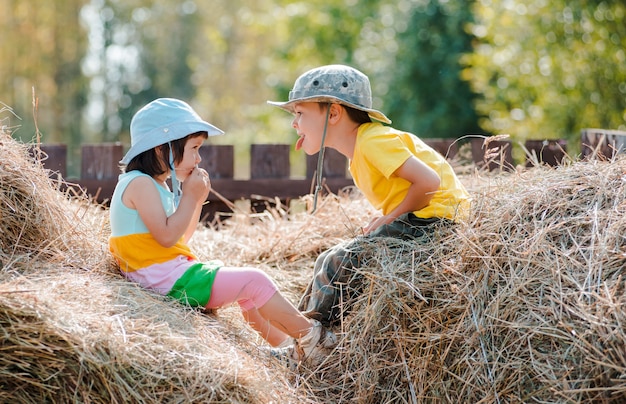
319,103,371,125
125,131,208,176
344,105,372,124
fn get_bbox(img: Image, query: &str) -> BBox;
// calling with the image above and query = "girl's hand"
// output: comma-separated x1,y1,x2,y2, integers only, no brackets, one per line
182,167,211,204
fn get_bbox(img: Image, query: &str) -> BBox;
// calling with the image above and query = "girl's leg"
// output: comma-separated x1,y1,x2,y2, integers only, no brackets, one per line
257,291,312,339
243,306,291,347
206,266,313,344
259,292,338,363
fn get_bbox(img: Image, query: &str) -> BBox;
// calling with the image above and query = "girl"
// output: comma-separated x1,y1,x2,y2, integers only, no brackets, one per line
108,98,336,365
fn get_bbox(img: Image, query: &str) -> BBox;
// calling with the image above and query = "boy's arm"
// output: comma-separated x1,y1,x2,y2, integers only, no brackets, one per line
390,155,440,215
362,156,440,234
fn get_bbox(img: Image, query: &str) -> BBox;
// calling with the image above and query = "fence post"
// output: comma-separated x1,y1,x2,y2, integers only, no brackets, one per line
306,148,348,179
423,138,459,160
199,145,234,179
250,144,291,178
471,137,513,171
31,144,67,178
581,128,626,160
525,139,567,167
81,143,123,180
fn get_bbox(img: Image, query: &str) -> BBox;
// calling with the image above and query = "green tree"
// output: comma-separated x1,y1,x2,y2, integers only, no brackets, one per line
82,1,300,144
80,0,202,145
466,0,626,150
267,0,394,114
384,0,483,139
267,1,482,140
0,0,88,173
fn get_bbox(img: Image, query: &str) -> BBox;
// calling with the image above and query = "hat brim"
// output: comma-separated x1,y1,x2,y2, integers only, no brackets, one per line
120,120,224,165
267,96,391,124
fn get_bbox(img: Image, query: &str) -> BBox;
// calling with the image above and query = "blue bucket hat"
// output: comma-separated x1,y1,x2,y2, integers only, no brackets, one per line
121,98,224,165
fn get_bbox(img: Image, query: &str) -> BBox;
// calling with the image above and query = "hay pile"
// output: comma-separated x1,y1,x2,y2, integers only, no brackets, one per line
0,131,302,403
198,158,626,403
271,160,625,403
0,137,104,271
2,124,626,403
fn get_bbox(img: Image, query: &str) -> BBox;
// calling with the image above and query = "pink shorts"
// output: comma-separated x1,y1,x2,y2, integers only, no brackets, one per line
205,266,279,312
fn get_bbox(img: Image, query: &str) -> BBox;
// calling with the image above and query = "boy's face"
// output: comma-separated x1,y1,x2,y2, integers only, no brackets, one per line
174,135,204,181
291,102,328,155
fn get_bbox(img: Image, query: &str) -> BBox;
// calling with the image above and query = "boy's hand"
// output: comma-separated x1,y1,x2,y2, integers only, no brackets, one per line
182,167,211,203
362,215,394,235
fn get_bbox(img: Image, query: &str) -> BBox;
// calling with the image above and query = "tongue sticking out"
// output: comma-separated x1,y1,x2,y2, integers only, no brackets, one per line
295,136,304,151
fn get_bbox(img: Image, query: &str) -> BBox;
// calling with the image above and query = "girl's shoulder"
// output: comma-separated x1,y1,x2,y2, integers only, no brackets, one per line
120,170,150,181
117,170,147,186
119,170,160,188
125,171,165,194
117,171,163,200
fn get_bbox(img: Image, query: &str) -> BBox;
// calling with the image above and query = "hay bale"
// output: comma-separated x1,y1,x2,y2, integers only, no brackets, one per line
281,159,626,403
0,130,305,404
189,157,626,402
0,131,108,272
0,272,297,403
3,123,626,403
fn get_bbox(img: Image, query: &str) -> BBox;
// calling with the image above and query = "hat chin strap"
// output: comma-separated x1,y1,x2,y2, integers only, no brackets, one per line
311,103,331,214
169,143,181,207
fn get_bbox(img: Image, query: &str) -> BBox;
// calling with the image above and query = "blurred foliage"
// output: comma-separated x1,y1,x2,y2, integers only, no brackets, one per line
0,0,88,170
384,0,482,138
1,0,625,175
81,0,202,142
465,0,626,152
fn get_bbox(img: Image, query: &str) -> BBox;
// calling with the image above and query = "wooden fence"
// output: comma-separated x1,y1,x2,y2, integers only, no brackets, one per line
32,128,624,221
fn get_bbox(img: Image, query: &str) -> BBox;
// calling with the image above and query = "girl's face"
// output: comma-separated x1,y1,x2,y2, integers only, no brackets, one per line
174,136,204,181
291,102,328,155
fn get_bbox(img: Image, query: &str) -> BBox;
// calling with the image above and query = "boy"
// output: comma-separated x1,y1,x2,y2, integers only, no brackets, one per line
268,64,470,325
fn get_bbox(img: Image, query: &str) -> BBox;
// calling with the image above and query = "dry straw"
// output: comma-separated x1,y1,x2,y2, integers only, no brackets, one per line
283,157,626,403
2,125,626,403
0,130,302,403
202,151,626,403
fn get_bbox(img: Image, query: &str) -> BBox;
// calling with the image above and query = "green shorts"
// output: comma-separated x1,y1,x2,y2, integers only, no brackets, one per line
167,260,222,307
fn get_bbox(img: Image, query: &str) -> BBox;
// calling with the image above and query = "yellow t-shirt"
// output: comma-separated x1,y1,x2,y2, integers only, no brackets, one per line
349,122,469,221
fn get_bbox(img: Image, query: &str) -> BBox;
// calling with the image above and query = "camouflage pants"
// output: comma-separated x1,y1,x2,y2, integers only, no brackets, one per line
298,213,449,326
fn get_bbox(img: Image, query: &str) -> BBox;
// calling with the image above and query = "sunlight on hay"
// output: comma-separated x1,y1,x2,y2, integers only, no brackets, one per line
195,157,626,403
286,159,626,403
0,271,296,403
0,130,305,404
0,132,110,272
190,187,376,303
2,124,626,403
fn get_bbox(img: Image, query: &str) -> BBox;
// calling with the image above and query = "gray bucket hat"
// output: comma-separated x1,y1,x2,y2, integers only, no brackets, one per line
267,64,391,124
121,98,224,165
